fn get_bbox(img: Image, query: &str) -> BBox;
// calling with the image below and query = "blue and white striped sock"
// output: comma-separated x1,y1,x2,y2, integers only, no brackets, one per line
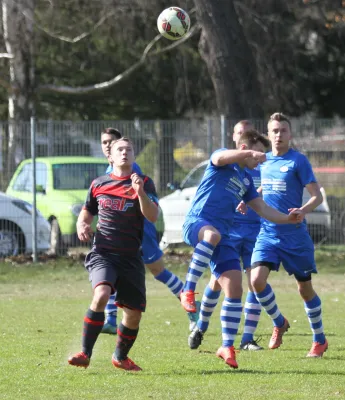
155,269,184,298
241,291,262,344
184,240,215,292
105,294,117,327
305,295,325,344
197,285,221,332
221,297,242,348
255,284,284,328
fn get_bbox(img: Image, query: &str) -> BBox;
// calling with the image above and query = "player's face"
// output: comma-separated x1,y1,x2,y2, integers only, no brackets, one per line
268,120,291,153
233,123,254,146
245,142,266,169
101,133,115,158
110,140,135,168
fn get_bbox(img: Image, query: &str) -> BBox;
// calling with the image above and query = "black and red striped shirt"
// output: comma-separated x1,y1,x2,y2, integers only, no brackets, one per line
83,173,158,254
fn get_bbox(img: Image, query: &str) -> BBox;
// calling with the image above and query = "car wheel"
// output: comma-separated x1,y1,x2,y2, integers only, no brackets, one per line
49,219,67,255
0,221,25,257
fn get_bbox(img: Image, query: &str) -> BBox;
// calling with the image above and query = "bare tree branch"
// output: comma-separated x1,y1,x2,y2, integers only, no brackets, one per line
38,24,201,95
7,0,115,43
0,53,13,58
34,11,116,43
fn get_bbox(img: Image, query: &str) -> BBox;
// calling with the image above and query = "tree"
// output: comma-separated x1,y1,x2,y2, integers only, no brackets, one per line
194,0,264,119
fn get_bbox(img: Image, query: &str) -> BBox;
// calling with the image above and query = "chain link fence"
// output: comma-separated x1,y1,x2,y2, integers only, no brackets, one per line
0,117,344,257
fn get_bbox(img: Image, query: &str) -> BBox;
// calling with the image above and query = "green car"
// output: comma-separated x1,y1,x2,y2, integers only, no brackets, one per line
6,156,164,254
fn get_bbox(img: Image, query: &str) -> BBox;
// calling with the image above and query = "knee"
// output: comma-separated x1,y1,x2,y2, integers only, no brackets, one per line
203,230,221,246
251,275,266,293
146,260,163,276
123,311,142,329
92,287,111,310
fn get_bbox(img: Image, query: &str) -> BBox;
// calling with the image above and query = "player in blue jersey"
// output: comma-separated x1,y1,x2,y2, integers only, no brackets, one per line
188,120,264,352
180,129,303,368
100,128,199,335
250,113,328,358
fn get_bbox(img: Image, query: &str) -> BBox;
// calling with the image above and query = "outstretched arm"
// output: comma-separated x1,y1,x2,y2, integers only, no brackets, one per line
211,149,266,167
247,197,304,224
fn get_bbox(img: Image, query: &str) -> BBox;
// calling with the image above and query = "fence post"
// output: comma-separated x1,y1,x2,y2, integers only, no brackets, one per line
31,116,38,263
207,118,212,156
221,115,227,148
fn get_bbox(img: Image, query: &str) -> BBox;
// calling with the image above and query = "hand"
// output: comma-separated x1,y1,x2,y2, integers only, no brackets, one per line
131,173,144,195
251,151,266,163
236,201,248,215
77,221,93,242
287,208,306,224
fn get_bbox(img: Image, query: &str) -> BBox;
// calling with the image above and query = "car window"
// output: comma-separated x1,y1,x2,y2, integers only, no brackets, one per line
181,163,207,189
12,164,31,191
36,162,47,190
52,163,108,190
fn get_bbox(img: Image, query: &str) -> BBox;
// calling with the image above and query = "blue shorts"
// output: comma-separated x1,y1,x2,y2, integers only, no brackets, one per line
142,219,163,264
229,223,260,269
183,218,241,279
251,227,317,278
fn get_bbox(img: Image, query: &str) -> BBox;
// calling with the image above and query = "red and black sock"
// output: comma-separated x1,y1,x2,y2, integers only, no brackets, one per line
82,308,104,357
115,323,139,361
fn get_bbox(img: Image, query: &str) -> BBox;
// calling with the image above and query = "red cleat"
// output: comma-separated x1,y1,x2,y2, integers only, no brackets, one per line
269,318,290,349
216,346,238,369
307,339,328,358
180,290,197,313
112,355,142,372
68,351,90,368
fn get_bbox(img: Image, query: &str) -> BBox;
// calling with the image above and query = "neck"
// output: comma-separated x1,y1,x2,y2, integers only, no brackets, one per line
113,165,132,177
272,147,289,156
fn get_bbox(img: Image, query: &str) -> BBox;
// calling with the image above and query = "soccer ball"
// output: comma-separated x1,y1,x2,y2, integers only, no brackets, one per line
157,7,191,41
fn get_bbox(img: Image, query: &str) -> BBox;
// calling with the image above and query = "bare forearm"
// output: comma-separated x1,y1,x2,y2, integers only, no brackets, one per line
212,150,254,166
138,192,159,223
249,198,290,224
300,195,322,214
77,209,94,226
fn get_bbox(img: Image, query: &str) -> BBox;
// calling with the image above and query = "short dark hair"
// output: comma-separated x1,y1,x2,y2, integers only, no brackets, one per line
237,129,270,149
101,127,122,139
268,112,291,130
110,136,133,148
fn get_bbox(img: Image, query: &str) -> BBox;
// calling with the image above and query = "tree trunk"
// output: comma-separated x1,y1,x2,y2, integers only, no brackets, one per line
193,0,263,119
2,0,35,180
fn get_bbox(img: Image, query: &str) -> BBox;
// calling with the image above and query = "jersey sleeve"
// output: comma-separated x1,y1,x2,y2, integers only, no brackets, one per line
83,180,98,215
242,174,260,203
210,148,228,167
133,162,143,174
297,154,317,186
143,176,159,205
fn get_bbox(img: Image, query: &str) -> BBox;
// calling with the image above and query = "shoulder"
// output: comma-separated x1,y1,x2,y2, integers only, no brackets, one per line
133,162,143,174
91,174,111,187
290,149,310,164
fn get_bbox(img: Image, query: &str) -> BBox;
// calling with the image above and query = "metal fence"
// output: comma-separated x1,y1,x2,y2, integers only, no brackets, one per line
0,117,344,257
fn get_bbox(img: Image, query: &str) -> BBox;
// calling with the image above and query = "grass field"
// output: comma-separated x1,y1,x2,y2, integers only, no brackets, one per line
1,246,345,400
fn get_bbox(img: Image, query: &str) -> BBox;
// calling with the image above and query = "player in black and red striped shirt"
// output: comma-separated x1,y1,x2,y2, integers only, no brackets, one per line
68,138,159,372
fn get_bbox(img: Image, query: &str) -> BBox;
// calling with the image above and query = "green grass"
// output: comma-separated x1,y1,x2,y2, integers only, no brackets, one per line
1,247,345,400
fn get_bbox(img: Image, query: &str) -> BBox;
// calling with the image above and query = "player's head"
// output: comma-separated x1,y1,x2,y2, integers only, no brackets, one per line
109,137,135,168
237,129,270,169
267,112,291,153
101,127,122,158
232,120,254,146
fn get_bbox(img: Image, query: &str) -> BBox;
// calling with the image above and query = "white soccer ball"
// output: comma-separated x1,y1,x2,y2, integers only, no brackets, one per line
157,7,191,41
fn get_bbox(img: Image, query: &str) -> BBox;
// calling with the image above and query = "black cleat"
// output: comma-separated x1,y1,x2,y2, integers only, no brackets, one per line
188,327,204,350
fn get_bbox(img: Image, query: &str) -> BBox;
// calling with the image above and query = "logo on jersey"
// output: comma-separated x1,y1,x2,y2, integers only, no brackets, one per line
99,197,134,211
243,178,250,186
280,166,289,172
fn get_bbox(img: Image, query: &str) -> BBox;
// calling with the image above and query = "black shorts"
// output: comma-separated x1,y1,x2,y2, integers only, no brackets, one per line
85,248,146,312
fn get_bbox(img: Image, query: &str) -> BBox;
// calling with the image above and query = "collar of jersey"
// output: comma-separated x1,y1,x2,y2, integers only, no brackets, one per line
110,172,132,180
